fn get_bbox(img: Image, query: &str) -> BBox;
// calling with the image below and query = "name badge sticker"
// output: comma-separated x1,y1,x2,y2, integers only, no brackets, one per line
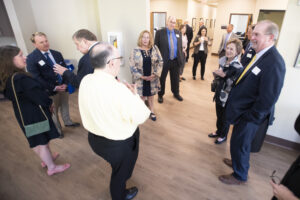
247,53,252,58
176,34,180,38
38,60,45,66
251,66,261,75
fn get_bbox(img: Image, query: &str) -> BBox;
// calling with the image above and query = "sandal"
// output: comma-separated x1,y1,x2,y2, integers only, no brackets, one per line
41,152,59,168
47,163,71,176
150,113,157,121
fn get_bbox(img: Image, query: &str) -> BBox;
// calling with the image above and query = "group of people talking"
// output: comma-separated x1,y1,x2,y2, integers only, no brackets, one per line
0,15,298,200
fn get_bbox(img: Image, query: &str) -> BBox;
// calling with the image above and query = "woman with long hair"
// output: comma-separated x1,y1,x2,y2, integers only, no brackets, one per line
179,24,188,81
0,45,70,176
129,30,163,121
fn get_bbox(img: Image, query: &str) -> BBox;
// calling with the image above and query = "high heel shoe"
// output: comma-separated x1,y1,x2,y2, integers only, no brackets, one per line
47,163,71,176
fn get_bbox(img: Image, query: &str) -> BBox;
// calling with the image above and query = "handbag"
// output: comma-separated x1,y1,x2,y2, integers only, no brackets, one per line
211,78,218,92
11,73,50,138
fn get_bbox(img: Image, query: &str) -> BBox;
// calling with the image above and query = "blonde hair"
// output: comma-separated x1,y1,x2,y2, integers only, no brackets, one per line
30,32,47,43
137,30,153,48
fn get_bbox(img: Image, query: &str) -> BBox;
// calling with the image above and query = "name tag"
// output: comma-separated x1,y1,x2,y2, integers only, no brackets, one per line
38,60,45,66
251,66,261,75
176,34,179,38
247,53,252,58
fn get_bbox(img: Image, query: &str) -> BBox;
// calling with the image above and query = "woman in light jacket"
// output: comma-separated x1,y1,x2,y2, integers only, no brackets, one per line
130,30,163,121
192,27,208,80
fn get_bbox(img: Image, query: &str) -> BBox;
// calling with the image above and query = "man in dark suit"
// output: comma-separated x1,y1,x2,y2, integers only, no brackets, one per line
54,29,99,88
27,32,79,137
184,20,193,63
219,20,286,185
155,16,184,103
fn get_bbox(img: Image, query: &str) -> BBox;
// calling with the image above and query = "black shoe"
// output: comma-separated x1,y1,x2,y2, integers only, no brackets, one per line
208,133,219,138
158,95,163,103
181,77,186,81
173,94,183,101
215,137,227,144
125,187,138,200
193,76,196,80
65,122,80,127
201,77,204,80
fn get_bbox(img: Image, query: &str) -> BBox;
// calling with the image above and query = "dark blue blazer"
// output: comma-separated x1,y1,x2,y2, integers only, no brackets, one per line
226,46,286,125
26,49,67,96
154,28,184,68
62,49,94,88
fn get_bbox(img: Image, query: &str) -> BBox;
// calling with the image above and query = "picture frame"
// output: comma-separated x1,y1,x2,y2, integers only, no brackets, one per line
107,32,124,65
294,47,300,68
192,17,196,31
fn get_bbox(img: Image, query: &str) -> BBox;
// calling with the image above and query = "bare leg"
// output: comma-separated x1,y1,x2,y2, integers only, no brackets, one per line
148,96,155,113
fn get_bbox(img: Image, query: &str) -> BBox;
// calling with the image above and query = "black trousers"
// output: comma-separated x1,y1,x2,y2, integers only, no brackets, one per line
192,51,207,78
186,40,191,62
215,102,230,138
88,128,140,200
158,59,180,96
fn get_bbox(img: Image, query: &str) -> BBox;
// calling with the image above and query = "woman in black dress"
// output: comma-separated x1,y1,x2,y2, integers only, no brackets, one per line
0,45,70,176
130,30,163,121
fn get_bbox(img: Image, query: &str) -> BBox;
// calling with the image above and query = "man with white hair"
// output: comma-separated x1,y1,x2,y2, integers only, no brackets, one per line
219,20,286,185
79,43,150,200
155,16,184,103
218,24,238,58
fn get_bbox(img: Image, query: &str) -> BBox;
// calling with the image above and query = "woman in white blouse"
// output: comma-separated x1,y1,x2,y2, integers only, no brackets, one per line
179,24,188,81
192,27,208,80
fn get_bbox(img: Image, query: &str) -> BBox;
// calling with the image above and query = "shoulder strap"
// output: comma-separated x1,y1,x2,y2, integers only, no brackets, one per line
11,73,48,128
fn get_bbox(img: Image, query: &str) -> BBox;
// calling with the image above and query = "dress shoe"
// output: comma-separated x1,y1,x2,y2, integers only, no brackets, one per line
219,173,246,185
193,76,196,80
208,132,219,138
173,94,183,101
158,95,163,103
125,187,138,200
223,158,232,168
150,113,157,121
215,137,227,144
201,77,204,80
65,122,80,127
181,77,186,81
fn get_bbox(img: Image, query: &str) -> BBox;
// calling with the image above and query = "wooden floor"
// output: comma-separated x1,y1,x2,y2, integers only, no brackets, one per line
0,54,298,200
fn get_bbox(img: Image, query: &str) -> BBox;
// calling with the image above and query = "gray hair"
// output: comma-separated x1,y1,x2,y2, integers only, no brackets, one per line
258,20,279,41
89,42,115,69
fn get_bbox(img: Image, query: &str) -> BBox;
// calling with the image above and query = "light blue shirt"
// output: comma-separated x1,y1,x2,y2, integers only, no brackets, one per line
167,29,178,59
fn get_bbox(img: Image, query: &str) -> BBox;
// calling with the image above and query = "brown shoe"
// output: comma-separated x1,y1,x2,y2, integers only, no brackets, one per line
223,158,232,168
219,174,246,185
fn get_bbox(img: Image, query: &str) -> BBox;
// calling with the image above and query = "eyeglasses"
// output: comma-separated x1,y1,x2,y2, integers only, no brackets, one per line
270,170,280,184
107,56,123,64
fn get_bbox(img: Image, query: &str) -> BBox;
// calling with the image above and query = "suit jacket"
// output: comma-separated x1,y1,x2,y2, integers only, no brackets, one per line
26,48,67,95
225,46,286,125
241,47,256,67
218,32,238,54
185,24,193,43
154,28,184,68
193,35,208,54
63,51,94,89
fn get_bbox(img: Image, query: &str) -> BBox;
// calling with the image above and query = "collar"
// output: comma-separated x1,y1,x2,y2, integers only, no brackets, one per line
40,49,50,55
88,41,99,51
256,45,273,61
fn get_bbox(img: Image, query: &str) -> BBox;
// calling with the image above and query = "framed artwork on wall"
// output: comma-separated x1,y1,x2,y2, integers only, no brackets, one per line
192,18,196,31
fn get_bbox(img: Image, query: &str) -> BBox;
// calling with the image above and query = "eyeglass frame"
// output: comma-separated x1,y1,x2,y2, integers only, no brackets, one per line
106,56,123,64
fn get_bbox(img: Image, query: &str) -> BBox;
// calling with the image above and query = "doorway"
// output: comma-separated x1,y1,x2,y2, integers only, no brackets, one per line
150,12,166,38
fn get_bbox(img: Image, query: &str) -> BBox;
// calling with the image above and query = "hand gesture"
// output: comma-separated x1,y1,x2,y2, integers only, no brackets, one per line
270,181,298,200
53,64,67,75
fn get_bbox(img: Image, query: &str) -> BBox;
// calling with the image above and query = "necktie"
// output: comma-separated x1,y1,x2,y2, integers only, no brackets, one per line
44,52,63,84
169,32,174,60
236,54,257,84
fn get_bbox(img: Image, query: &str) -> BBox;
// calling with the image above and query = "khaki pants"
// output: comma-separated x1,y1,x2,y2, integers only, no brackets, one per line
51,91,73,133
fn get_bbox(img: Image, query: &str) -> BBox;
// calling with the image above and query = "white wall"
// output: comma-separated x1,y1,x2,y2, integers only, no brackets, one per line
29,0,100,65
150,0,187,20
97,0,149,82
211,0,256,54
253,0,289,23
267,0,300,143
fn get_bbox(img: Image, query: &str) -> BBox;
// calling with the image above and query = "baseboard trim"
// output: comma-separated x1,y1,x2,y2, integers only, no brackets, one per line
265,134,300,151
